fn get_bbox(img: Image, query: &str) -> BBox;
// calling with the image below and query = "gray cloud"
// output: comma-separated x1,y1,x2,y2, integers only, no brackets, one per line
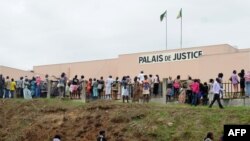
0,0,249,70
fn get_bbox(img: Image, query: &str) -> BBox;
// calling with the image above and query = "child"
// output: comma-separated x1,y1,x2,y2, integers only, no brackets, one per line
166,87,172,103
142,75,150,103
65,82,71,98
69,81,74,99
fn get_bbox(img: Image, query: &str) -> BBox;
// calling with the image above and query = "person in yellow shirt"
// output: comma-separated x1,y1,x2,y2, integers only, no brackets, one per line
10,78,16,98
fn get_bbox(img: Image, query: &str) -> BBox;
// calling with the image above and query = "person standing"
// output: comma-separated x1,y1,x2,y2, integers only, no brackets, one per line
30,77,36,98
105,76,113,99
148,74,154,96
44,74,49,98
92,78,99,100
238,69,245,97
0,75,5,98
208,79,214,104
191,79,199,106
244,71,250,98
86,78,92,101
121,76,129,103
98,77,105,99
79,75,86,101
16,77,23,98
36,75,42,98
186,76,193,104
230,70,239,98
166,77,173,102
112,77,119,100
10,78,16,98
126,76,132,98
138,71,145,83
142,75,150,103
202,82,209,105
209,78,224,109
132,76,141,103
173,75,181,100
23,78,32,100
218,73,224,99
153,75,160,97
4,76,11,98
72,75,79,99
22,76,27,97
53,73,67,98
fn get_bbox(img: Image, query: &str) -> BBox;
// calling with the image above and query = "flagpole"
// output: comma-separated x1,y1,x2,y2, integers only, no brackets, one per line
181,14,182,49
165,10,167,50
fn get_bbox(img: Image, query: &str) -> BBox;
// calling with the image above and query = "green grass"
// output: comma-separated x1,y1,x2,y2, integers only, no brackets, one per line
0,99,249,141
126,102,250,141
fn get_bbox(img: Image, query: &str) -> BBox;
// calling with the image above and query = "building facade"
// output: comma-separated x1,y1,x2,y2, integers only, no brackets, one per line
1,44,250,82
32,44,250,82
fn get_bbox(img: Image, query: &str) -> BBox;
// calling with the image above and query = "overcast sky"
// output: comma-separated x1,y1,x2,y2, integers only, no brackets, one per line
0,0,250,70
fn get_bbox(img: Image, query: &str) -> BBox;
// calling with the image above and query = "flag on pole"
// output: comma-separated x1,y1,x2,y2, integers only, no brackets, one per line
177,8,182,19
160,11,167,21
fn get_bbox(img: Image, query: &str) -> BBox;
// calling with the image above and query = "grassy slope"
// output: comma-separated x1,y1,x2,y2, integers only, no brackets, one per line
0,99,249,141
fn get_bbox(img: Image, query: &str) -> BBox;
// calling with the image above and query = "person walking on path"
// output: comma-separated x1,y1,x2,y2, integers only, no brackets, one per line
209,78,224,109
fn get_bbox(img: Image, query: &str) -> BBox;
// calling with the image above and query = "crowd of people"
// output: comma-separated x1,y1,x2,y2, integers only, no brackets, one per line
0,74,49,100
1,70,249,141
0,69,250,106
54,71,161,103
0,71,161,103
165,69,250,107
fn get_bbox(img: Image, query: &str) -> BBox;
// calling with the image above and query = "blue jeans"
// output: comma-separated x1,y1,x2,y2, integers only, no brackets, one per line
10,90,14,98
4,89,10,98
36,86,41,98
191,93,198,106
246,81,250,97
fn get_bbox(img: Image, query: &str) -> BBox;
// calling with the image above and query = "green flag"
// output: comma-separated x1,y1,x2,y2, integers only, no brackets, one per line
160,11,166,21
177,8,182,19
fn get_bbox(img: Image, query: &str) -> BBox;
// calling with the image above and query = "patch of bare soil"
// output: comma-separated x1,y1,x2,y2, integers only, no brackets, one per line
0,100,152,141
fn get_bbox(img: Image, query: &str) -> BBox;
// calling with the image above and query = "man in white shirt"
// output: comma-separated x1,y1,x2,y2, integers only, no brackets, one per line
105,75,113,99
209,78,224,109
138,71,145,83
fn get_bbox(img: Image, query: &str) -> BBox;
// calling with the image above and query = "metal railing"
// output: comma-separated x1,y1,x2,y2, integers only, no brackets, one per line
45,81,164,100
222,83,245,99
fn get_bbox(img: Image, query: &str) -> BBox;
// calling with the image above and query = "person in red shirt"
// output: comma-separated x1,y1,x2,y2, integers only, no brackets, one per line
191,79,200,106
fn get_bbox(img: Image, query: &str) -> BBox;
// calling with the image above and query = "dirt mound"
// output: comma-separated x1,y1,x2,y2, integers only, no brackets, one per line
2,99,248,141
0,100,152,141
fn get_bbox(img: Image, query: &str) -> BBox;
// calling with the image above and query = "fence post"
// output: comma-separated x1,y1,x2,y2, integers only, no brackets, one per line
81,81,86,103
243,96,246,106
47,80,51,99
